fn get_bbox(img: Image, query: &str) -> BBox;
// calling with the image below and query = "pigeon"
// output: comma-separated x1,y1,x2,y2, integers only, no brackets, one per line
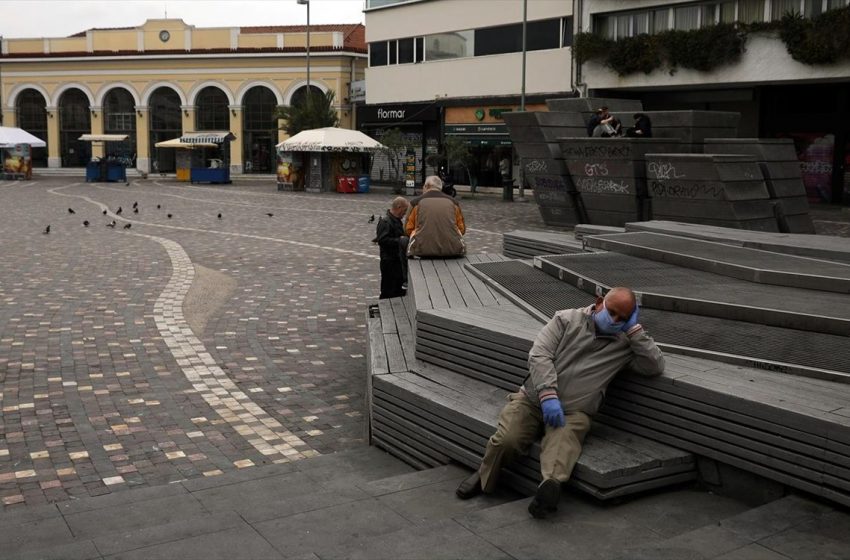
132,202,138,209
167,213,173,219
368,214,375,223
106,221,116,228
156,204,161,209
133,208,139,214
217,213,222,219
83,220,89,227
116,207,123,215
102,210,108,215
123,223,132,230
266,213,274,217
43,225,50,234
68,208,75,214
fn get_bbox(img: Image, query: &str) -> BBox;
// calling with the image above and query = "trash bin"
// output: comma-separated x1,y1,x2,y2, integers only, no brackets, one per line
336,176,349,193
85,161,101,182
357,175,371,193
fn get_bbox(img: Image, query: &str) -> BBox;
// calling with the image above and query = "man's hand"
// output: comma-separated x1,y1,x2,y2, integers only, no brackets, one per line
541,399,565,428
623,305,639,332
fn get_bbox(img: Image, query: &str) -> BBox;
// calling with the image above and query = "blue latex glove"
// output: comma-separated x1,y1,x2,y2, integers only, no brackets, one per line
622,305,639,332
541,399,565,428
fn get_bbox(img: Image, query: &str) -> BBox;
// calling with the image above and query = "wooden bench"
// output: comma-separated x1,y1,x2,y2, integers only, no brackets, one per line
368,289,696,500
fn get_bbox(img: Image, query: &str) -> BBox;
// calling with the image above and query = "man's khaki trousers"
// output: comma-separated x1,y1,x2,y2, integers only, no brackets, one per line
478,392,591,493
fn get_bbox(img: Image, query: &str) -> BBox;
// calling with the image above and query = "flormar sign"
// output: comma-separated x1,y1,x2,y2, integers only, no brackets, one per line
378,108,405,119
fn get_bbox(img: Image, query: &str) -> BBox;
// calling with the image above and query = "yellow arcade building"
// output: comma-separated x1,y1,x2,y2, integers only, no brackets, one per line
0,18,366,174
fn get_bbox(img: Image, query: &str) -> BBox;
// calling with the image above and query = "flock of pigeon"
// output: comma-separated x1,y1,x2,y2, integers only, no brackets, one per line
44,202,275,234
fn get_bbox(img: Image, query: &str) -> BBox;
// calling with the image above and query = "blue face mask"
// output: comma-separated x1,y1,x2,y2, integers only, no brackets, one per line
593,302,624,335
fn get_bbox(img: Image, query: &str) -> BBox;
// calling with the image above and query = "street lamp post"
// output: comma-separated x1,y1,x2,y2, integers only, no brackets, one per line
517,0,528,201
297,0,311,101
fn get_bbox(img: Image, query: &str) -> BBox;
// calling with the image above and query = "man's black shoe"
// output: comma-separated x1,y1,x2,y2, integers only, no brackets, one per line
456,471,483,499
528,478,561,519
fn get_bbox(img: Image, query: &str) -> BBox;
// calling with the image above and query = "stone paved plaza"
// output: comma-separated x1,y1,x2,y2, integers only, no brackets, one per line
0,177,546,509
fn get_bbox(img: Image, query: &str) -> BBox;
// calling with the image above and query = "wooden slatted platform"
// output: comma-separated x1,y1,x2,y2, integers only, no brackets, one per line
367,297,697,499
625,220,850,263
502,230,587,259
583,231,850,294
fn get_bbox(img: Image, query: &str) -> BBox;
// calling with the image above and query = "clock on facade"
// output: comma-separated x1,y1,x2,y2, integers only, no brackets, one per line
159,30,170,42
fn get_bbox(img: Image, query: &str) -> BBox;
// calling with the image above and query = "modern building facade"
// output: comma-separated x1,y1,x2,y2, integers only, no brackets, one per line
362,0,573,186
578,0,850,204
1,19,366,173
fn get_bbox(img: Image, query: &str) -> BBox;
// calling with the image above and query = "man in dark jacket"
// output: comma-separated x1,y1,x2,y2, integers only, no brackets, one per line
376,196,410,299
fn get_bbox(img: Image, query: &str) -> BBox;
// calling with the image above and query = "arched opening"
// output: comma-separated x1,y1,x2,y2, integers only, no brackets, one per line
103,88,137,164
15,89,48,168
289,85,325,108
58,89,91,167
195,86,229,131
148,87,181,173
242,86,277,174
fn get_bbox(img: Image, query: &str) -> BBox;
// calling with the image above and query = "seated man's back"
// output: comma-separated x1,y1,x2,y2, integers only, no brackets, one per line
406,175,466,258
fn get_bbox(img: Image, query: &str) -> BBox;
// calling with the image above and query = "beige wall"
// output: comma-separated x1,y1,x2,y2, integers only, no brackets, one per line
366,0,571,42
3,53,364,171
92,31,137,52
192,29,232,49
366,48,571,103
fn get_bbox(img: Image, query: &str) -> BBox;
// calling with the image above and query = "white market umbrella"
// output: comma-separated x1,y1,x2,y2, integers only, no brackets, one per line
276,127,385,153
0,126,46,148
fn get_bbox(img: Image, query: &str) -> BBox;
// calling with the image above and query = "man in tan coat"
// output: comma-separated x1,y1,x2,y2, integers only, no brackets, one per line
405,175,466,258
455,287,665,519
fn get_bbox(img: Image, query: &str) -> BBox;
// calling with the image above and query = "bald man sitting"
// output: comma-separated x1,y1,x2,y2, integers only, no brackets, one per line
456,287,665,519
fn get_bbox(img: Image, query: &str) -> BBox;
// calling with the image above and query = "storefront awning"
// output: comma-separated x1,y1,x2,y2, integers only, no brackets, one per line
78,134,129,142
179,131,236,144
0,126,46,148
155,137,218,149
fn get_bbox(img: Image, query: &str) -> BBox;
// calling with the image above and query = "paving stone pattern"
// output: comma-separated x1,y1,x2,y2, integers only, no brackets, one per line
0,178,542,509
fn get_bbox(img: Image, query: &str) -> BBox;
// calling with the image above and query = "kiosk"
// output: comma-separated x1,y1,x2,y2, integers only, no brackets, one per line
0,126,46,180
154,137,218,182
276,127,385,193
180,131,235,184
78,134,130,183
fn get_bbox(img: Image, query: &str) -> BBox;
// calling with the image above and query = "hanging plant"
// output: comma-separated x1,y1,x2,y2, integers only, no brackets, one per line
606,34,662,76
778,9,850,65
575,6,850,76
658,24,744,72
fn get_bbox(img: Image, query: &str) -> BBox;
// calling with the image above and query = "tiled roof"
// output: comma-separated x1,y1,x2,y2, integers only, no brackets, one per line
68,26,135,38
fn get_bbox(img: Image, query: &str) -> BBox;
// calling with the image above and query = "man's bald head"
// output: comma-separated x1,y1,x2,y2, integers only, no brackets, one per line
595,287,637,323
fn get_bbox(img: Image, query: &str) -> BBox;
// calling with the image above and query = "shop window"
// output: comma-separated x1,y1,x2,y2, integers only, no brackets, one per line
674,5,701,30
195,86,229,131
415,37,424,62
149,86,182,173
772,0,801,18
370,41,388,66
242,86,277,174
389,40,398,64
15,89,47,167
425,30,474,60
58,89,91,168
615,13,633,37
290,85,324,107
103,88,136,160
652,8,670,32
827,0,848,9
719,2,737,22
398,37,414,63
700,4,718,26
474,18,561,57
562,16,575,46
739,0,765,22
804,0,824,16
633,12,650,35
595,16,615,39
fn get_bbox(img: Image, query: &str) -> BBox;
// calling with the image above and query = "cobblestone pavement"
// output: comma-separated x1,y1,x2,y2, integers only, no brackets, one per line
0,177,544,509
1,177,847,510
